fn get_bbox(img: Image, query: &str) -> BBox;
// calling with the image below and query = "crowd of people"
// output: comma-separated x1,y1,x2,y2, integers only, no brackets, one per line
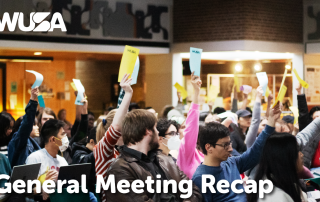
0,71,319,202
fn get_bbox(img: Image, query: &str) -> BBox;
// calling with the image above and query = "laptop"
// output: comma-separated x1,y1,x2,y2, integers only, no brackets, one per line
58,163,91,188
10,163,41,183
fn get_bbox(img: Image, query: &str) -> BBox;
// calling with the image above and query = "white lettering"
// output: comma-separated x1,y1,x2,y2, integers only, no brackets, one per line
67,180,79,193
117,180,130,194
179,180,192,199
0,12,19,31
132,180,144,194
201,175,216,193
217,180,230,194
259,180,273,198
96,175,115,193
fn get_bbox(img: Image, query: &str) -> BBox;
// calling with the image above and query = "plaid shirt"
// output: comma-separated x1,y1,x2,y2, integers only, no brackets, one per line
117,88,125,109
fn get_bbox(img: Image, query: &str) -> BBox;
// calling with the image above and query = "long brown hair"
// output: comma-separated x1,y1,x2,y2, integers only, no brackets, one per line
96,109,117,143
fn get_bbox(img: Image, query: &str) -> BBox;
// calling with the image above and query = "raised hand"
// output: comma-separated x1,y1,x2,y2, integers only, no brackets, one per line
296,83,302,95
120,74,133,94
267,102,281,127
256,86,263,100
31,87,39,101
191,71,202,92
81,92,88,114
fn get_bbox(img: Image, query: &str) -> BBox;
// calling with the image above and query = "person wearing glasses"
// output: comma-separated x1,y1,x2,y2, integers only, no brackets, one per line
156,119,181,162
192,102,281,202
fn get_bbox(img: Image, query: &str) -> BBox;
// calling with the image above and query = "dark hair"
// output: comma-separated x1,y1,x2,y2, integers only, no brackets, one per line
246,107,252,114
12,116,23,135
38,108,57,130
107,106,115,112
129,103,140,111
0,112,15,137
199,122,230,155
200,111,210,122
122,109,157,145
40,119,65,147
88,111,95,118
310,106,320,119
145,107,153,110
247,133,302,202
160,105,174,119
57,109,66,120
156,119,180,137
213,107,226,114
87,127,97,144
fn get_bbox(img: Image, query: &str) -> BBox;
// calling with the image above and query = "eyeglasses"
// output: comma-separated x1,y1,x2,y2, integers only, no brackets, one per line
165,131,180,136
214,141,232,150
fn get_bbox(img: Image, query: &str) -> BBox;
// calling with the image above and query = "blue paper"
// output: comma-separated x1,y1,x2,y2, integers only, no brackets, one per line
189,47,203,76
73,79,85,105
38,95,45,108
256,72,268,96
131,56,139,85
26,70,43,89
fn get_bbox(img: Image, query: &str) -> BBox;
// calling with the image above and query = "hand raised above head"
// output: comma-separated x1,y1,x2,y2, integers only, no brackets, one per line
120,73,133,93
191,71,202,91
256,86,263,100
31,87,39,101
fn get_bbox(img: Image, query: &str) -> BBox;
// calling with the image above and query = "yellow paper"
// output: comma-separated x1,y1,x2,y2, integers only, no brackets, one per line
280,69,287,89
118,45,140,82
174,83,188,99
234,74,240,92
38,166,49,185
208,85,219,102
70,82,77,91
272,85,287,108
293,69,309,88
289,106,299,124
265,86,270,98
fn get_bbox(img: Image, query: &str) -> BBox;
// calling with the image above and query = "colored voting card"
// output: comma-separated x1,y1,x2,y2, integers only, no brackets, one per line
189,47,203,76
38,95,45,108
131,56,140,85
174,83,188,99
73,79,85,105
208,85,219,102
234,74,240,92
240,85,252,94
256,72,268,96
280,69,287,89
70,82,77,91
272,85,287,108
118,45,140,82
289,106,299,125
265,86,270,98
26,70,43,89
293,69,309,88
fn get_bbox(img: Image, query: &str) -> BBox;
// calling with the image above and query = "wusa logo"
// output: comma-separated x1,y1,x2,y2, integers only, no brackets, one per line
0,12,66,32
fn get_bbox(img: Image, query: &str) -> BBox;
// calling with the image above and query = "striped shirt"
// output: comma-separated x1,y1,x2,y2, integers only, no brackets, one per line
93,125,121,202
0,146,8,157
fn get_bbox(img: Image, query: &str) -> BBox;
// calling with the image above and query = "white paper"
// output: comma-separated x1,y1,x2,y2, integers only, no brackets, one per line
73,79,85,105
26,70,43,88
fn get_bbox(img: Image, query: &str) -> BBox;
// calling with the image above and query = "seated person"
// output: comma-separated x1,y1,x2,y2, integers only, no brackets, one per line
105,109,202,201
26,119,68,200
0,153,11,188
192,103,280,202
247,133,307,202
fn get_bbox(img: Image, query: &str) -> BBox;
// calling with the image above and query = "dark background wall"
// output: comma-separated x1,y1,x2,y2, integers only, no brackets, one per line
173,0,303,43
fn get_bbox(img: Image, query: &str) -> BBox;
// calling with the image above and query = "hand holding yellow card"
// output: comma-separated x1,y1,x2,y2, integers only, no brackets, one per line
70,82,77,91
289,106,299,124
272,85,287,108
293,69,309,88
118,45,140,82
174,83,188,99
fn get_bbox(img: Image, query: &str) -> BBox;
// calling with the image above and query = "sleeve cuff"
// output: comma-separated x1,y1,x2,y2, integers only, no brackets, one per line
297,94,306,100
81,114,88,119
264,125,275,134
29,100,38,105
190,103,200,110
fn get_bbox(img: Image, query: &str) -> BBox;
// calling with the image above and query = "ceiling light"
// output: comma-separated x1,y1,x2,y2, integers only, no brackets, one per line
285,64,291,70
34,52,42,55
235,63,243,72
254,63,262,71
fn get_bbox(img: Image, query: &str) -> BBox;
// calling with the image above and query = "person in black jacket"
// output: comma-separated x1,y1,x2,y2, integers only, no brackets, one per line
71,126,96,201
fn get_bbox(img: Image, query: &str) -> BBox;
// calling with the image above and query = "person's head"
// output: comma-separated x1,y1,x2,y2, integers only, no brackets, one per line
88,111,95,129
0,112,15,137
205,114,221,123
200,111,210,122
86,126,97,151
160,105,174,119
30,118,39,138
38,108,56,131
104,106,115,115
96,109,117,143
146,107,157,118
282,115,294,133
57,109,67,121
156,119,180,154
258,117,268,135
63,121,72,139
213,107,226,115
122,109,158,151
275,120,290,133
310,106,320,120
129,103,140,112
236,109,252,129
199,122,232,163
40,119,66,153
248,133,303,202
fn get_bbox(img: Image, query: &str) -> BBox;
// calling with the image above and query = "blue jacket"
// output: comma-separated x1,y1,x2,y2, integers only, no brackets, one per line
8,100,41,168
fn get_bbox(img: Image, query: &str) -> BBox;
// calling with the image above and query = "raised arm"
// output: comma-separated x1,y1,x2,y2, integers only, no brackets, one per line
296,117,320,151
69,96,88,145
240,93,248,110
246,86,263,148
236,103,280,173
177,72,201,172
265,93,273,118
231,85,238,113
296,83,312,131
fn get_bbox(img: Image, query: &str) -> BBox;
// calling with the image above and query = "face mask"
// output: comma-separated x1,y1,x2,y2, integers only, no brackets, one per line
54,136,69,153
163,135,181,151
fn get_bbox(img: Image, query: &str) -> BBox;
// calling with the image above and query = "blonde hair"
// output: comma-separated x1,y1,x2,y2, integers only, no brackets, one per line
96,109,117,143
